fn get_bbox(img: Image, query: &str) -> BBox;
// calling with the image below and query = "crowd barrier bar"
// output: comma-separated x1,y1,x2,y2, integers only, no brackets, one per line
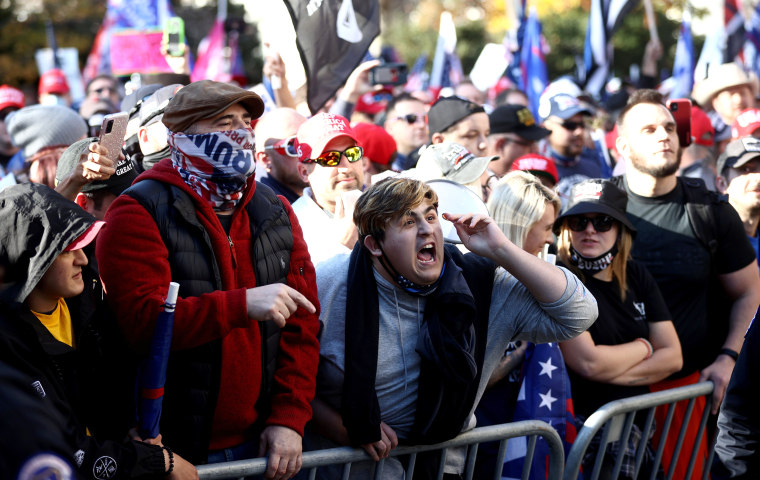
197,419,564,480
562,381,714,480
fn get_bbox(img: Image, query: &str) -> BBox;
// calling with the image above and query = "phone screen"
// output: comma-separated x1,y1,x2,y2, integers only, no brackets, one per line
168,33,180,45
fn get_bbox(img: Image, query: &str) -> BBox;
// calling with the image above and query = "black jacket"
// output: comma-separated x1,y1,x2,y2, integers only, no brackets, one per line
0,184,166,479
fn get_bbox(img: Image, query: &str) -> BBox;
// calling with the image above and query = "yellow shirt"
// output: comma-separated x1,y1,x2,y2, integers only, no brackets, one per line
32,297,74,347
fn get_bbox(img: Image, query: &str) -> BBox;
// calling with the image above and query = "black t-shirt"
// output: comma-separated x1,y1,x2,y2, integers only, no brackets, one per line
622,178,755,375
569,260,672,417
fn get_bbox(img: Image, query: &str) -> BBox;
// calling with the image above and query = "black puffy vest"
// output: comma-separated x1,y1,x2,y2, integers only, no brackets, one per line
126,180,293,464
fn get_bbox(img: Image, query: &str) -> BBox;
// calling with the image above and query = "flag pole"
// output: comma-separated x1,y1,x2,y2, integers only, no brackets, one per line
643,0,661,48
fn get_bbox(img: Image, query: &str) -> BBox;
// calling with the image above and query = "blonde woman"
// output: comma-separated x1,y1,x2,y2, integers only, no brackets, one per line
487,170,560,257
555,178,682,479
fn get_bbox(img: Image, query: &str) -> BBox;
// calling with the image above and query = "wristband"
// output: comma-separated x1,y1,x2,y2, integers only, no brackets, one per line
719,348,739,362
636,337,653,359
163,446,174,475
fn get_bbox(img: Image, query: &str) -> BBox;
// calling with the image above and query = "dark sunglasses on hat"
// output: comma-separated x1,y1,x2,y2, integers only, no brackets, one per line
567,215,616,232
394,113,426,125
264,136,299,158
303,146,364,167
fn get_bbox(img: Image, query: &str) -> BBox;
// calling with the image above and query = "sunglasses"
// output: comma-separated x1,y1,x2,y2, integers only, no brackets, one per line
559,119,587,131
264,136,299,157
395,114,426,125
304,146,364,167
567,215,616,232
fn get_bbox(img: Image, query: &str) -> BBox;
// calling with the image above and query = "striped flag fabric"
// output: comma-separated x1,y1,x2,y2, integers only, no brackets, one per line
501,343,577,480
520,8,548,120
671,12,694,100
745,1,760,79
724,0,746,63
429,11,464,98
404,54,429,93
582,0,640,98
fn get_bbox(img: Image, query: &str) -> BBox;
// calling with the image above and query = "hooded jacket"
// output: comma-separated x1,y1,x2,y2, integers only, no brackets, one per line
95,158,321,462
0,183,167,478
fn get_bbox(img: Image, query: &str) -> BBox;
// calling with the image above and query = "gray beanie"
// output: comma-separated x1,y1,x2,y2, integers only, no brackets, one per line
7,104,88,159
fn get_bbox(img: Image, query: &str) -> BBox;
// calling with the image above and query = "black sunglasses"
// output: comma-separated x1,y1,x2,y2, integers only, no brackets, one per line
395,113,425,125
560,119,586,131
567,215,616,232
304,146,364,167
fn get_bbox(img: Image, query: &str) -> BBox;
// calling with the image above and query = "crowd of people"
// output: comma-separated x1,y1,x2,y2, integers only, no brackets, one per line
2,45,760,480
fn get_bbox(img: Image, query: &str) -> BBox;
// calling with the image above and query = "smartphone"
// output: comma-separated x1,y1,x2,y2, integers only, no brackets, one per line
163,17,185,57
369,63,408,86
98,112,129,162
666,98,692,147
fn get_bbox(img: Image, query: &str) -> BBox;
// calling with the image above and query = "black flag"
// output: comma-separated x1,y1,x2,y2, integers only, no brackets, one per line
284,0,380,113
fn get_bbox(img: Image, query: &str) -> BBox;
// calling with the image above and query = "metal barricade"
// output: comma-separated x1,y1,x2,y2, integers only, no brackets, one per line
197,420,564,480
563,381,715,480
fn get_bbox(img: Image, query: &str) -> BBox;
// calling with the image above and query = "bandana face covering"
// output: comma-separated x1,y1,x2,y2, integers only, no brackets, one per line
570,244,618,275
168,127,256,211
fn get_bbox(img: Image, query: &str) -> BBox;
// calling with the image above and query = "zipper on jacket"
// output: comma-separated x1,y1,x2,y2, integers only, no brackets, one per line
299,267,304,276
227,235,237,267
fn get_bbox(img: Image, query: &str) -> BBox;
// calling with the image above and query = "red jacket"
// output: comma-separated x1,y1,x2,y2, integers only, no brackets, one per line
96,159,320,450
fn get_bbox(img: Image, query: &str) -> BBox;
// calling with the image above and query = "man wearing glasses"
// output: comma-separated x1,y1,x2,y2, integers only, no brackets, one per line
293,112,366,266
255,107,309,204
384,93,429,171
539,92,607,206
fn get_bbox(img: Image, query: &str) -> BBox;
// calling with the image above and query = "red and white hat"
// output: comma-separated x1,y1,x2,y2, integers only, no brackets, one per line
65,221,105,251
510,154,559,186
732,108,760,139
295,113,357,162
0,85,25,111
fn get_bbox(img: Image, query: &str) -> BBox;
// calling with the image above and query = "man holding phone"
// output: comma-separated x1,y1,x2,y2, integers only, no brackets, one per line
615,89,760,479
96,80,321,480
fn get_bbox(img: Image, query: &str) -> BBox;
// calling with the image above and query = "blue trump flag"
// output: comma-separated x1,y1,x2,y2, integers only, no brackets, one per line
520,8,548,120
137,282,179,439
502,343,578,480
671,12,694,100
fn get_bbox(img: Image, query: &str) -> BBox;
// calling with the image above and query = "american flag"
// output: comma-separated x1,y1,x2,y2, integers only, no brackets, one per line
502,343,577,480
520,8,548,120
671,12,694,100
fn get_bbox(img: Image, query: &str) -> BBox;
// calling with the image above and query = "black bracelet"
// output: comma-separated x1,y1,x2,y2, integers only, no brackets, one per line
720,348,739,361
163,445,174,475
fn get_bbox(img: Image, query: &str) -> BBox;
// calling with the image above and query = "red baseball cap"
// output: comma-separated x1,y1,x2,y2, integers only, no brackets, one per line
296,113,357,162
691,105,715,146
0,85,25,111
65,221,105,251
732,107,760,139
352,122,396,165
38,69,70,96
510,154,559,186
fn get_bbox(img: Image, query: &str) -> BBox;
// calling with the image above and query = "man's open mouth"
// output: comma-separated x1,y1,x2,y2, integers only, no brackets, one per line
417,243,436,263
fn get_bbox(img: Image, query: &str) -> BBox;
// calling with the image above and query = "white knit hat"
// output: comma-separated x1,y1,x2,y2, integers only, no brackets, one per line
6,104,87,159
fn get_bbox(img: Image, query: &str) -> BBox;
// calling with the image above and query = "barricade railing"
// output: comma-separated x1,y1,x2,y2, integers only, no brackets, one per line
562,381,715,480
197,419,564,480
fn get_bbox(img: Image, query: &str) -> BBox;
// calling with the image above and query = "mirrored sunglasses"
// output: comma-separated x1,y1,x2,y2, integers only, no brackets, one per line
264,136,299,158
567,215,616,232
305,146,364,167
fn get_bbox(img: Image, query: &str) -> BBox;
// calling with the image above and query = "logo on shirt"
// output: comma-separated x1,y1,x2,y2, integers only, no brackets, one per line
633,301,646,321
31,380,46,398
93,456,117,479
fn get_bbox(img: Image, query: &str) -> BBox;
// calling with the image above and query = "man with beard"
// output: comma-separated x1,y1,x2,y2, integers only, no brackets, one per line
615,89,760,479
292,113,365,266
305,177,597,479
254,108,308,204
716,137,760,269
96,80,320,480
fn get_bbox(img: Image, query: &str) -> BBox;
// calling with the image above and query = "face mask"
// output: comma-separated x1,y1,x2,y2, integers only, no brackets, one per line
168,127,256,211
141,144,170,171
570,244,618,275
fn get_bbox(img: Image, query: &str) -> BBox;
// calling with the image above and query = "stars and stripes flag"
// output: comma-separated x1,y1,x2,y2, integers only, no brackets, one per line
671,11,695,100
83,0,174,82
404,54,430,93
502,343,577,480
744,1,760,79
582,0,640,98
283,0,380,113
520,8,548,120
